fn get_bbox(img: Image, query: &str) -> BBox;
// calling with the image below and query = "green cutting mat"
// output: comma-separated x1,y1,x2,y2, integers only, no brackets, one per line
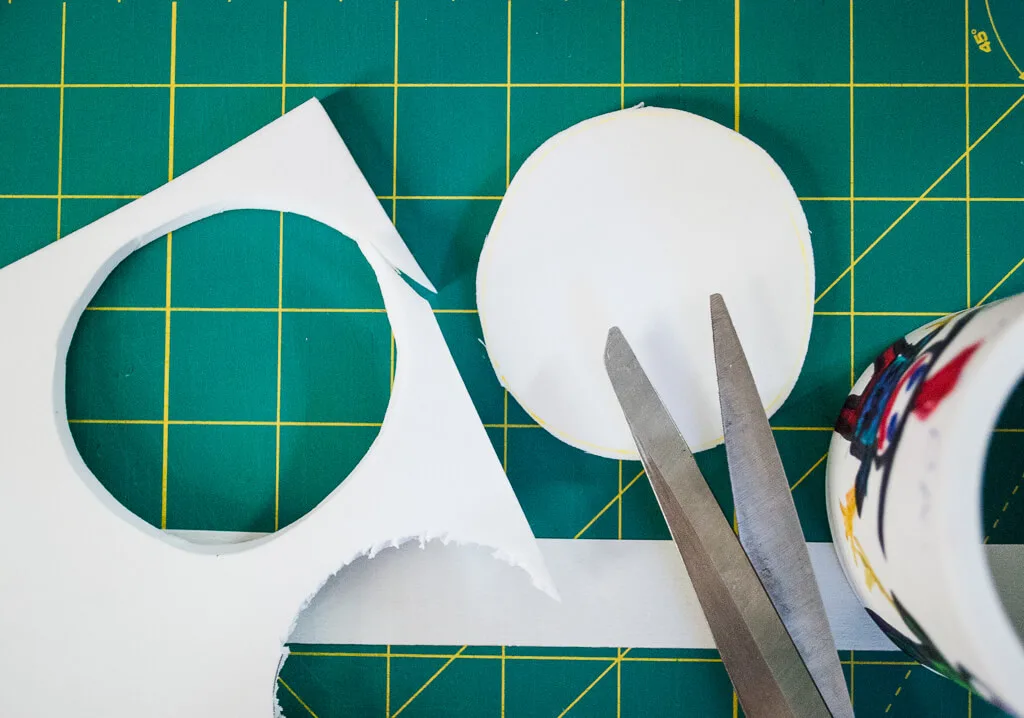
3,0,1024,715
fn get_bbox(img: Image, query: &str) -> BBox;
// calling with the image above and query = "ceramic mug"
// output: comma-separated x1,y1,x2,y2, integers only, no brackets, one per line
826,293,1024,715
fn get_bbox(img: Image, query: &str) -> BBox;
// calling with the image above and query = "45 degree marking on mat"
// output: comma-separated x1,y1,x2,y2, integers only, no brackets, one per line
973,29,993,54
984,0,1024,80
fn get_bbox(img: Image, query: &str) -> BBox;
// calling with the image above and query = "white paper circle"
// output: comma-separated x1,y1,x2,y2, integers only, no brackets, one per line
477,107,814,459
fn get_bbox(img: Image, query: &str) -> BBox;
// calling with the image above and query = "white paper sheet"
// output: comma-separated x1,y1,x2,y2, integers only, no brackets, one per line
0,99,551,718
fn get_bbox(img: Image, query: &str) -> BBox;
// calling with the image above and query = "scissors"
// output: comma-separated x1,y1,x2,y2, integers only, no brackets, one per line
605,294,855,718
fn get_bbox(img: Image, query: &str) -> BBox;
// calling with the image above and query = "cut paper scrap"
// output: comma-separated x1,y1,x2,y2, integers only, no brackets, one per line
290,539,896,651
477,106,814,459
0,98,553,718
169,534,1023,653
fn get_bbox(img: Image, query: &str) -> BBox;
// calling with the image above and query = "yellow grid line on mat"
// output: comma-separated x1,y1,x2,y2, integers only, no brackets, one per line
572,445,833,548
617,645,623,718
986,0,1023,79
505,0,512,189
501,645,507,718
788,452,829,493
844,3,856,688
618,0,626,554
273,1,287,533
14,190,1024,201
68,420,1024,437
884,668,915,714
815,311,954,317
557,648,633,717
277,677,320,718
732,22,745,703
975,256,1024,306
966,0,972,308
984,473,1022,543
274,210,284,531
619,0,625,111
391,646,468,718
8,81,1024,90
159,1,177,530
65,417,1024,438
801,196,1024,202
391,2,399,226
66,306,993,316
62,417,1024,435
385,644,392,718
849,0,856,390
617,459,624,540
64,306,998,320
574,469,646,540
54,3,65,240
733,0,740,132
287,649,913,666
502,5,513,715
816,91,1024,305
386,3,400,713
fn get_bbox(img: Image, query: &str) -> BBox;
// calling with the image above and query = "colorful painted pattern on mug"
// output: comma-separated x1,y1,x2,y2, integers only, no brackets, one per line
836,310,981,554
832,309,990,687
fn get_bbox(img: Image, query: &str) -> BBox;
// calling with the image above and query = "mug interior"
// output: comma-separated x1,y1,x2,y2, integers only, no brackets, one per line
982,377,1024,644
940,303,1024,707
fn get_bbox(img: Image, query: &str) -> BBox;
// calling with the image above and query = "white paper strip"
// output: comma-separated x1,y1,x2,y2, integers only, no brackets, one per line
172,534,1022,650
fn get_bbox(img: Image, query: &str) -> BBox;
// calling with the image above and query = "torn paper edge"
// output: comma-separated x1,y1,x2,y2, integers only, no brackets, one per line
0,97,553,718
171,536,1024,652
286,539,1022,652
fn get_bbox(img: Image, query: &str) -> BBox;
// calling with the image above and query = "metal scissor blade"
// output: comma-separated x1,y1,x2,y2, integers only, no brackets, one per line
604,327,831,718
711,293,854,718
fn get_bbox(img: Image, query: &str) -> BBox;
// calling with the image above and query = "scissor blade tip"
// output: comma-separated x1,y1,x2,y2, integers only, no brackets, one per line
605,326,625,354
604,327,638,381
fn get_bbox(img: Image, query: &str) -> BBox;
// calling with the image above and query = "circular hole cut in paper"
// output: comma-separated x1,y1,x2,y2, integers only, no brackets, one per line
477,107,814,459
64,210,391,539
